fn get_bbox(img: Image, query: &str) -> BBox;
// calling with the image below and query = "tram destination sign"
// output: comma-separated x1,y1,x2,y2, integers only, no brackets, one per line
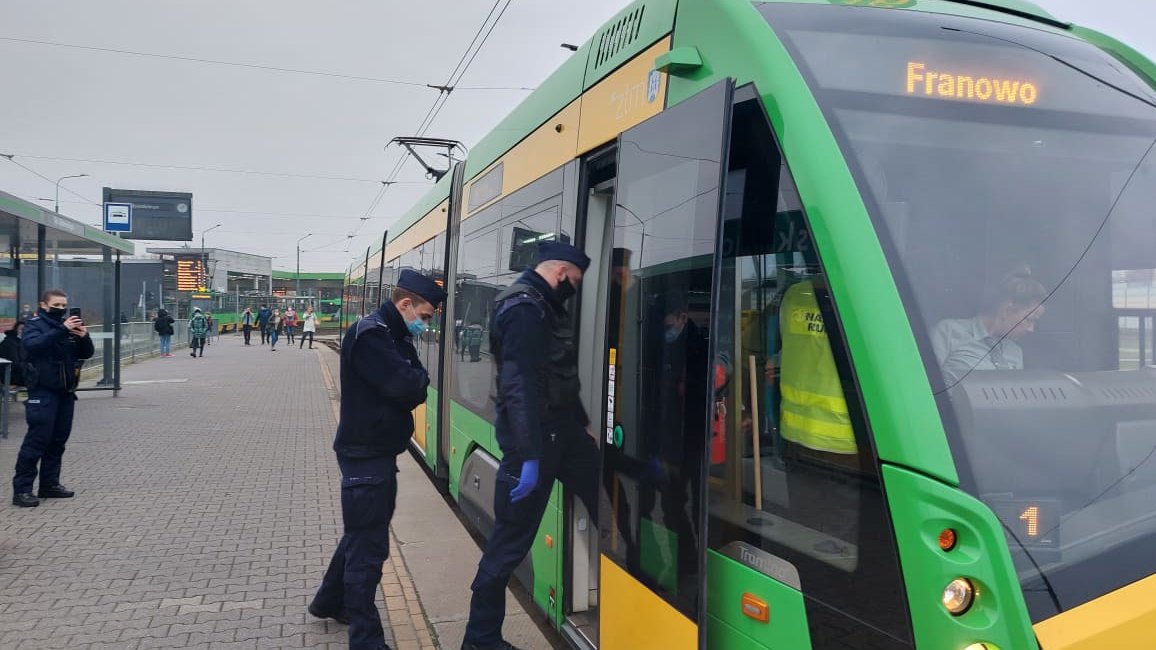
102,188,193,241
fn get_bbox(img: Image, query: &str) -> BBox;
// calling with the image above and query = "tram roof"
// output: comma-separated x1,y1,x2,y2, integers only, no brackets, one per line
370,0,1140,276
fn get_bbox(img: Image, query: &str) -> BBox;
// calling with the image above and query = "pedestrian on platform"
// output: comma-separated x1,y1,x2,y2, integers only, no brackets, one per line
300,306,317,349
154,309,175,357
285,306,298,345
257,304,271,345
11,289,94,508
462,242,599,650
241,307,254,345
309,269,446,650
189,308,208,358
205,312,215,346
0,320,28,386
269,309,283,351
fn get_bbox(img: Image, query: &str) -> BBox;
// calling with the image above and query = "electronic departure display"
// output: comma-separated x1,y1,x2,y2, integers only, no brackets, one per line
176,258,205,292
905,62,1039,105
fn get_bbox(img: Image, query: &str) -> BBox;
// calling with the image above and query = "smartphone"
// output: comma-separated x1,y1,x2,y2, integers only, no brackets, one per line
68,307,82,320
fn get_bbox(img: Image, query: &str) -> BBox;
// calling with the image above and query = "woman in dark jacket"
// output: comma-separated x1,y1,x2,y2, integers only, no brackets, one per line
0,321,27,385
154,309,175,357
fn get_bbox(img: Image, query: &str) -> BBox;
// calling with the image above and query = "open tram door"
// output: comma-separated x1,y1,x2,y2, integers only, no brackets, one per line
592,78,736,650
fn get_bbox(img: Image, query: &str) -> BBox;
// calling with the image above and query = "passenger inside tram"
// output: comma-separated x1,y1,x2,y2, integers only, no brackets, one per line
931,266,1048,384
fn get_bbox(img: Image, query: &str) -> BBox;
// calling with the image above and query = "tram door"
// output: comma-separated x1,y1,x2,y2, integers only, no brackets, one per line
567,150,618,648
598,79,734,650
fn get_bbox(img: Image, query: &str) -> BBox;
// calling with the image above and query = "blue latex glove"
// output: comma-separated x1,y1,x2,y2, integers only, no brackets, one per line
509,459,540,503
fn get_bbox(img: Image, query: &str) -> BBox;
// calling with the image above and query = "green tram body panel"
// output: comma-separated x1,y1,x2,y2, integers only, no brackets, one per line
341,0,1156,647
444,396,565,622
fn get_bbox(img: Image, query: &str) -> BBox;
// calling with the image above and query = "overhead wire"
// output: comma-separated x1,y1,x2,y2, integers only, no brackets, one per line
5,153,428,184
0,36,535,91
348,0,515,253
0,154,101,206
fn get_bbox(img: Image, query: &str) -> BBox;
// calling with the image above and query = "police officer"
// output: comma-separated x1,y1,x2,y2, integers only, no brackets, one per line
309,269,446,650
11,289,94,508
462,242,599,650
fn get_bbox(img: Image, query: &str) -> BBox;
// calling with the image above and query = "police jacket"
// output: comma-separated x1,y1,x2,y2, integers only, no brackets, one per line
491,270,590,462
22,311,95,393
334,301,429,458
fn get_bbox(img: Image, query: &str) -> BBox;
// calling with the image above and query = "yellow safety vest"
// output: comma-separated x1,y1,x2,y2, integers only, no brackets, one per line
778,279,857,454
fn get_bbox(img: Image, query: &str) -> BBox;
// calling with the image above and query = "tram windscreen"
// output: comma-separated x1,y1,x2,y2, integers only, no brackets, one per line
762,2,1156,621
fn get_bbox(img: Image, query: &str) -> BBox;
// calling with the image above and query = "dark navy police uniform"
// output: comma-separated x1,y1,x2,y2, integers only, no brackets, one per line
463,255,600,649
12,309,94,497
311,270,445,650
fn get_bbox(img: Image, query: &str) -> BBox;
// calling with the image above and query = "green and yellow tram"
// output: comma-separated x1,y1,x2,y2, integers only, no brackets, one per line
343,0,1156,647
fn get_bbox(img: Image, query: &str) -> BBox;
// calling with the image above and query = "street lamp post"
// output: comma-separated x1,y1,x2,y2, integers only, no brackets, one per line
54,173,88,213
199,223,222,292
296,233,313,302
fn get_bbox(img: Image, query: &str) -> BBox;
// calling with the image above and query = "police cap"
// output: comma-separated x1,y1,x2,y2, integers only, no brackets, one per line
397,269,447,308
537,241,590,273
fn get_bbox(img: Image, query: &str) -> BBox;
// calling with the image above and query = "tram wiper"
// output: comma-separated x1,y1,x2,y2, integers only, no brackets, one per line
942,27,1156,112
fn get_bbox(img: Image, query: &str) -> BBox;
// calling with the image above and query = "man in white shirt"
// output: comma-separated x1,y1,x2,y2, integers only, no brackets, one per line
931,268,1047,384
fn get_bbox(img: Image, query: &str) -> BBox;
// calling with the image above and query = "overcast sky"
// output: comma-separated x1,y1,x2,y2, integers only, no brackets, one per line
1,0,1153,273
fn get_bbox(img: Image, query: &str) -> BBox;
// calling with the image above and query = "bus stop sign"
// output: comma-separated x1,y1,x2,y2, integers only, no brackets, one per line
103,203,133,233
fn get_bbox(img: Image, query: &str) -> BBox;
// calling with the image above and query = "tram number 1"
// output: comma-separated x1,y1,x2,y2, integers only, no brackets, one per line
1019,506,1040,538
990,498,1060,551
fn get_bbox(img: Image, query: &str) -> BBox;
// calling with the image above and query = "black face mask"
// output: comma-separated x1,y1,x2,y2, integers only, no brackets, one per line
45,307,66,321
555,278,576,302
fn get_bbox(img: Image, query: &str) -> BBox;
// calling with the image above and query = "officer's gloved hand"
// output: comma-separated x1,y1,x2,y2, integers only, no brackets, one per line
509,459,540,503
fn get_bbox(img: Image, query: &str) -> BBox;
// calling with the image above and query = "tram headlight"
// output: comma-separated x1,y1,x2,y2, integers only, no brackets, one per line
942,578,976,615
962,644,998,650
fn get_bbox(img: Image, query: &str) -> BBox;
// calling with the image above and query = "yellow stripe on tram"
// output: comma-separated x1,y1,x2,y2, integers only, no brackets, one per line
600,556,696,650
1034,573,1156,649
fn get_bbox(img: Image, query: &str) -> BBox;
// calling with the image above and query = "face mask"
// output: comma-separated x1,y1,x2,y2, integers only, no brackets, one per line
405,304,428,337
664,323,684,344
46,307,66,321
555,277,576,302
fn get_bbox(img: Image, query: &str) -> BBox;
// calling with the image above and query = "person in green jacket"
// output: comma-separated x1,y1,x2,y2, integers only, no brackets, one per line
189,308,208,358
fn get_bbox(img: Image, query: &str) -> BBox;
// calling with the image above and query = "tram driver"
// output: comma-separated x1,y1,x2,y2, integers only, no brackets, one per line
931,267,1047,385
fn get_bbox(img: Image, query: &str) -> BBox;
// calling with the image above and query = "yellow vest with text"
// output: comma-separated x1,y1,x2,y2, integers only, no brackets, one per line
778,280,857,454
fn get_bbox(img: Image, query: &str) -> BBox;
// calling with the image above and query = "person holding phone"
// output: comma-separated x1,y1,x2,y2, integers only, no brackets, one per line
11,289,94,508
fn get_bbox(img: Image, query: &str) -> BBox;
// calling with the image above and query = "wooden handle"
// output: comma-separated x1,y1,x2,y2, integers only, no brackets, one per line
749,355,763,511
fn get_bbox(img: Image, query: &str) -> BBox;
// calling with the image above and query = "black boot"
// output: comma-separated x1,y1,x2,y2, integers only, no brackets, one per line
38,484,74,498
12,493,40,507
307,602,349,625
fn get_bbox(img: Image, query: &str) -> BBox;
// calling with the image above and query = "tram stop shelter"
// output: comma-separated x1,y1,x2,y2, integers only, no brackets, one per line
0,189,135,401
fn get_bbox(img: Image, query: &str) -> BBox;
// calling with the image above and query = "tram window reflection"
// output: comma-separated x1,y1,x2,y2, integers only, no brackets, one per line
706,93,912,645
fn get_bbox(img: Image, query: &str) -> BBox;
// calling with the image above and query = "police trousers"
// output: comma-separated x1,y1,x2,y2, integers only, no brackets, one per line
312,455,398,650
464,429,599,646
12,390,77,494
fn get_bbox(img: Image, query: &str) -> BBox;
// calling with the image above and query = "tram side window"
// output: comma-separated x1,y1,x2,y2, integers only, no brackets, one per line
454,225,500,420
707,96,912,647
382,258,399,302
451,169,566,423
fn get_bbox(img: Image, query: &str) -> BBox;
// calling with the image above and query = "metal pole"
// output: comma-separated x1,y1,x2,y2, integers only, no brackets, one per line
361,247,370,315
295,233,312,302
53,173,87,214
201,232,207,291
378,230,388,303
36,224,46,302
113,251,122,396
99,247,113,386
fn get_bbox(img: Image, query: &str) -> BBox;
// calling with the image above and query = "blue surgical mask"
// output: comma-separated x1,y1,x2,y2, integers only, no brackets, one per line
404,304,428,337
664,322,684,344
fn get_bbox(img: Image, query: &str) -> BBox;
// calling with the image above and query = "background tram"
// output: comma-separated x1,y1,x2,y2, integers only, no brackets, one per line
343,0,1156,647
